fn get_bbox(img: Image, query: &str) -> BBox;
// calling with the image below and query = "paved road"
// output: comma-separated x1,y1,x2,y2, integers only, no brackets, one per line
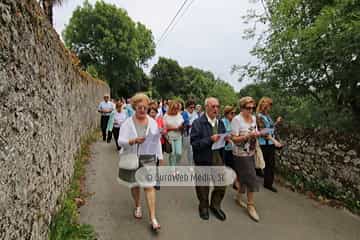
80,140,360,240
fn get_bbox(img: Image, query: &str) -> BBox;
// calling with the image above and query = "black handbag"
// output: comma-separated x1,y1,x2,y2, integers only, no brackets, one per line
139,154,157,166
164,137,172,154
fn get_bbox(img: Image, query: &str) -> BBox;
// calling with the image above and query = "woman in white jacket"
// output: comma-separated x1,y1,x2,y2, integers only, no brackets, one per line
117,93,162,231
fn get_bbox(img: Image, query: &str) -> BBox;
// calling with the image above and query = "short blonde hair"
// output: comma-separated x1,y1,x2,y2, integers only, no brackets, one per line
256,97,273,114
131,93,150,109
239,96,256,110
167,100,180,115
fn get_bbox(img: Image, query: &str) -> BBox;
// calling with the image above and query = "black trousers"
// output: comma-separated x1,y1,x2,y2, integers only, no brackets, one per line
196,185,226,209
100,115,110,141
195,152,226,210
112,127,120,150
261,145,276,187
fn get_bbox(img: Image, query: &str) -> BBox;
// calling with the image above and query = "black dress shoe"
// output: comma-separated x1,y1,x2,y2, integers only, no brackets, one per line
264,185,278,192
210,207,226,221
199,207,209,220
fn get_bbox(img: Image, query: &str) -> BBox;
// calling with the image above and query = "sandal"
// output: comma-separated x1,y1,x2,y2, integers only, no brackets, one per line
134,207,142,219
150,218,161,231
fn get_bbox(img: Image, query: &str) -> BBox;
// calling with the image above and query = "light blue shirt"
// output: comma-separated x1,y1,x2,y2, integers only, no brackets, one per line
125,104,134,118
98,101,114,116
258,113,275,145
222,117,232,151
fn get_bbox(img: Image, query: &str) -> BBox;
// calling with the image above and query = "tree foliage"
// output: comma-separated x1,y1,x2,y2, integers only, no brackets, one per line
239,81,355,130
234,0,360,126
151,57,237,107
63,0,155,98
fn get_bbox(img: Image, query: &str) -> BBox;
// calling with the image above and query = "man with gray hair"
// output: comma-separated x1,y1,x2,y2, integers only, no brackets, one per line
98,94,114,141
190,97,227,221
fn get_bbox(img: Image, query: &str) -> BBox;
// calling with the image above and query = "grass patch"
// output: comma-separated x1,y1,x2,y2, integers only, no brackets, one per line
49,131,100,240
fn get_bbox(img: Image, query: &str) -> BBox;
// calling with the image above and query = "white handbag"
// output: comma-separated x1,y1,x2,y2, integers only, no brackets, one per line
118,147,139,170
255,140,265,169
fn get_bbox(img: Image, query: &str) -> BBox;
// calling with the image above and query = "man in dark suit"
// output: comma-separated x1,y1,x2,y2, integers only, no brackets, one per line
190,97,227,221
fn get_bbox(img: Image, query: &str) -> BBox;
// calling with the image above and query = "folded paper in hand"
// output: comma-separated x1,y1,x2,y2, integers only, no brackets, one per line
211,133,230,150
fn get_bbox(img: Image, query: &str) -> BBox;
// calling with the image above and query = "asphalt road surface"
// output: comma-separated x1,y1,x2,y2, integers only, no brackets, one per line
80,140,360,240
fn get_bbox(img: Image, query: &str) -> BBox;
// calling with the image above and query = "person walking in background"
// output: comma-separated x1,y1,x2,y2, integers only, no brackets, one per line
184,100,197,165
190,97,227,221
256,97,283,193
125,98,135,117
195,104,203,118
98,94,114,141
148,106,167,156
148,106,165,191
161,99,169,115
231,96,261,222
163,100,184,168
106,102,128,150
181,102,190,136
156,100,163,118
221,106,236,169
117,93,162,231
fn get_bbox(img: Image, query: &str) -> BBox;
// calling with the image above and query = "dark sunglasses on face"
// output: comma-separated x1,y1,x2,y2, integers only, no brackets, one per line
244,106,255,111
230,112,236,115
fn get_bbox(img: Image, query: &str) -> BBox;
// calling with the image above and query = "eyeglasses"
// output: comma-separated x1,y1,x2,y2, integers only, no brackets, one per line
210,105,220,109
230,112,236,115
136,105,148,111
244,106,255,111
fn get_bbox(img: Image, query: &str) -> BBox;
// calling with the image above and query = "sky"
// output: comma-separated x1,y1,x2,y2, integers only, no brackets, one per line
54,0,265,91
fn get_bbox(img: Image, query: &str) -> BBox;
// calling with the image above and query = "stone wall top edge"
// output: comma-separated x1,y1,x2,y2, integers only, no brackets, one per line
19,0,109,89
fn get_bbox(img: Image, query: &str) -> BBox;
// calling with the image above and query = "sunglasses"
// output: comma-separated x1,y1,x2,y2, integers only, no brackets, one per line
230,112,236,115
244,106,255,111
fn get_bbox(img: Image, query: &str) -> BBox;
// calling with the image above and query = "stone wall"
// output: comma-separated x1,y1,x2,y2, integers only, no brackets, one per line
276,125,360,210
0,1,109,239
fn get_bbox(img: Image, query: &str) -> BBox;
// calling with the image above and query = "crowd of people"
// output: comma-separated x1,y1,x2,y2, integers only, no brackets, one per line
97,93,283,232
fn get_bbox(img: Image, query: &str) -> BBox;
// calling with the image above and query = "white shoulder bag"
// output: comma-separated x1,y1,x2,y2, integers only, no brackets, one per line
118,145,139,170
118,121,151,170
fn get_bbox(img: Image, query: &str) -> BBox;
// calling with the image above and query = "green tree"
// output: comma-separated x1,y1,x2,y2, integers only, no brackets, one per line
234,0,360,124
63,0,155,97
150,57,185,99
209,79,238,108
151,57,238,105
182,66,216,101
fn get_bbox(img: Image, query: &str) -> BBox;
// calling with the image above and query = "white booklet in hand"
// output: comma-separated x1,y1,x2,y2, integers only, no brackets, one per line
211,133,230,150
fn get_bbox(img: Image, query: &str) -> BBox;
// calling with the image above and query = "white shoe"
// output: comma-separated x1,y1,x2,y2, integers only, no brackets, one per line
247,204,260,222
150,218,161,231
235,193,247,208
133,207,142,219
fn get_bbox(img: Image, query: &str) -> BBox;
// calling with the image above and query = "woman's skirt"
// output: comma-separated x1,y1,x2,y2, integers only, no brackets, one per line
233,155,259,193
117,163,157,188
